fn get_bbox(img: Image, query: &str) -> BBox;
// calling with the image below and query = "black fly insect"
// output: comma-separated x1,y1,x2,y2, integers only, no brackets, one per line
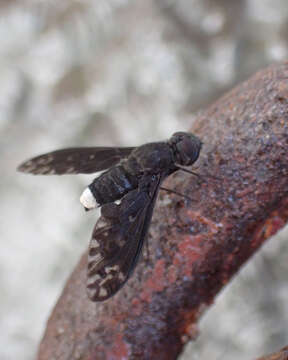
18,132,202,301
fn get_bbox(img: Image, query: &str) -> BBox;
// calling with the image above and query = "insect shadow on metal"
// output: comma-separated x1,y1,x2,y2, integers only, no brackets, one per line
18,132,202,301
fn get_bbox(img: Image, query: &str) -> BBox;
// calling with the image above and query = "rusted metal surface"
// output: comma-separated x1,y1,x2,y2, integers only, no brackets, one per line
37,63,288,360
257,346,288,360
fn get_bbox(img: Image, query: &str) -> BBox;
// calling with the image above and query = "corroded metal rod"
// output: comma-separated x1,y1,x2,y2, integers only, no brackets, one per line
38,63,288,360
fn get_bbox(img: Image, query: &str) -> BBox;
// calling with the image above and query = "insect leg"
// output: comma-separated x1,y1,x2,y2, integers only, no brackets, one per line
176,166,221,181
160,186,196,202
176,166,203,179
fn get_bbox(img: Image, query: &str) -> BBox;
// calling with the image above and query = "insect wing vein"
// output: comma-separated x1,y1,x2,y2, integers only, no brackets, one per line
87,174,162,301
17,147,135,175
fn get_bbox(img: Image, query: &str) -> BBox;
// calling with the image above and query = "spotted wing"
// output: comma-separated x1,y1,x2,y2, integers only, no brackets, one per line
87,174,162,301
17,147,135,175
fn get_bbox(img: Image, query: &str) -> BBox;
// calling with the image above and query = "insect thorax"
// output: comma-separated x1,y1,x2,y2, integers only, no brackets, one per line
128,142,174,173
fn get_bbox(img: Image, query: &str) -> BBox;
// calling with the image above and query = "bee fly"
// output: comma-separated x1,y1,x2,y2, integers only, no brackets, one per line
18,132,202,301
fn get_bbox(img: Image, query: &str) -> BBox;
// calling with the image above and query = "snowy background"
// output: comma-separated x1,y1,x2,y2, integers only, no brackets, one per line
1,1,288,359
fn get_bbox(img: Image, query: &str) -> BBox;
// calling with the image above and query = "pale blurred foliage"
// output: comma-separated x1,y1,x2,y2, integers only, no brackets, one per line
1,1,288,359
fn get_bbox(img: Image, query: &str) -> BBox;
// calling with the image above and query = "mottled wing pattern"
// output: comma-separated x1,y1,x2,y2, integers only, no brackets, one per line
17,147,135,175
87,174,162,301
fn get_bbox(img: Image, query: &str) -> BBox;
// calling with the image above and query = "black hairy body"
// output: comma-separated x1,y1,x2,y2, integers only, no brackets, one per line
18,132,202,301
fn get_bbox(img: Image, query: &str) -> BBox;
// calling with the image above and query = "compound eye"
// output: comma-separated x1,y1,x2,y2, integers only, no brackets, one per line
176,137,201,165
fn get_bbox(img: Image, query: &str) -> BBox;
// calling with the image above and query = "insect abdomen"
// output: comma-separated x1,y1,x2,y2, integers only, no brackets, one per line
89,165,137,205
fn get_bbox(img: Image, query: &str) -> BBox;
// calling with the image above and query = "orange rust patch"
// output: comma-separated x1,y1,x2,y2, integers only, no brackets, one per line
252,211,286,248
131,297,143,316
140,259,166,302
264,215,285,238
221,252,236,284
174,235,205,277
107,332,129,359
185,209,221,234
168,265,178,284
180,304,208,341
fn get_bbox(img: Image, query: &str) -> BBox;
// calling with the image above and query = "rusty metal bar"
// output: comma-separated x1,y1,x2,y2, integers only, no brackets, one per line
37,63,288,360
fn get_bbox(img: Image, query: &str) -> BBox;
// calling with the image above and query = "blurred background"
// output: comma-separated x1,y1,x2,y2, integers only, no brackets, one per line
1,0,288,359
